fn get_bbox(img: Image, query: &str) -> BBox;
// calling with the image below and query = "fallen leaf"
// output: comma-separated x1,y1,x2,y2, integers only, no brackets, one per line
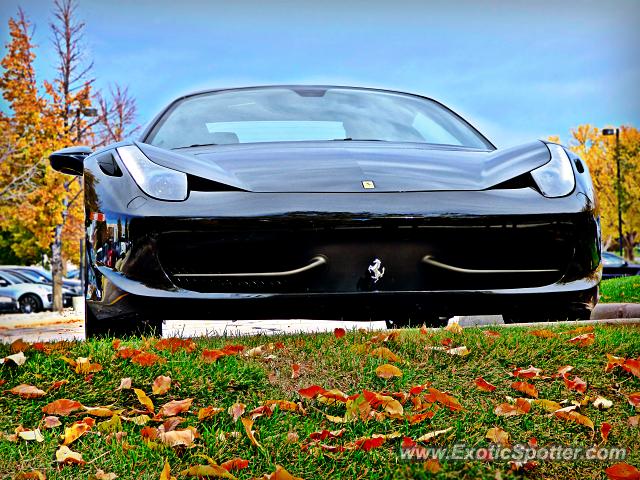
42,399,83,416
74,357,102,374
117,378,132,390
55,445,85,465
511,366,543,379
263,400,305,415
10,338,29,353
475,377,497,392
180,465,236,479
628,393,640,409
556,365,574,376
420,324,429,335
563,374,588,393
511,381,539,398
43,416,61,429
606,354,626,372
567,333,595,347
202,349,227,363
134,388,155,413
593,396,613,410
244,343,276,357
376,364,402,379
445,322,463,334
158,428,196,447
291,364,301,379
532,399,562,413
15,472,45,480
220,458,249,472
152,375,171,395
229,403,246,422
564,325,594,335
18,428,44,442
352,436,385,451
0,351,27,366
131,351,164,366
159,398,192,417
416,426,453,442
97,415,123,433
425,458,441,473
553,408,594,430
425,387,463,411
241,417,261,448
198,406,224,420
154,338,196,353
260,466,304,480
494,398,531,417
121,414,150,426
621,359,640,378
62,418,93,445
483,330,501,339
9,384,46,399
50,379,68,390
408,412,435,424
486,427,510,447
601,422,612,443
605,462,640,480
530,329,557,338
370,347,401,362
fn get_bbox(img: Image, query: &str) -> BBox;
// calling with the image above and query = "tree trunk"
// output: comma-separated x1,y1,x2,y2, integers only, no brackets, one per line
51,224,64,312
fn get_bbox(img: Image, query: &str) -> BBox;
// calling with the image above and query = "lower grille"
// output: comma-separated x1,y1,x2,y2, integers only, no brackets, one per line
158,219,574,294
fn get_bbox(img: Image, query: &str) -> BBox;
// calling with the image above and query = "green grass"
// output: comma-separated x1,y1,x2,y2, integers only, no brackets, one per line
600,276,640,303
0,324,638,479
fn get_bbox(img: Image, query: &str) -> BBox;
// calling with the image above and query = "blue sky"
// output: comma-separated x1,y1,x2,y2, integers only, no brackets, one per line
1,0,639,148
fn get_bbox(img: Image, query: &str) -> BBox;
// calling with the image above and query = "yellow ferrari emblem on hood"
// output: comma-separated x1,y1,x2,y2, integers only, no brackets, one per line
362,180,375,189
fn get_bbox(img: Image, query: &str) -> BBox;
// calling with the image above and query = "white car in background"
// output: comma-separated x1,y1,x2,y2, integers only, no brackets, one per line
0,270,53,313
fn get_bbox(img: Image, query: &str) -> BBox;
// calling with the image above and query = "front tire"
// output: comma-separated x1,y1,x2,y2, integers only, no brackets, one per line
19,294,42,314
85,302,163,339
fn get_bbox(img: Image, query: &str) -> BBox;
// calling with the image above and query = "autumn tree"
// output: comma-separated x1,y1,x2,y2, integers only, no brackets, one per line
555,125,640,259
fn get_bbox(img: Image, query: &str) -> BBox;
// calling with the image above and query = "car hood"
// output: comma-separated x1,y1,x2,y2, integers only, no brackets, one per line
137,140,551,193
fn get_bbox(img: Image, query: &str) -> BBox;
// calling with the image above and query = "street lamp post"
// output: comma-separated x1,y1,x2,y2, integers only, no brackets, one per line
602,127,623,257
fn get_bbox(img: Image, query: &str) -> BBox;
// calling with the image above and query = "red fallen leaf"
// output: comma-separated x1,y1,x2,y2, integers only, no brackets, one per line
202,349,226,363
112,339,121,350
601,422,612,443
115,347,141,359
298,385,326,399
42,399,83,416
511,381,539,398
420,324,429,335
440,337,453,347
154,338,196,353
567,333,595,347
483,330,501,339
605,462,640,480
222,344,245,354
563,374,588,393
528,437,538,448
309,428,346,441
159,398,193,417
334,327,346,339
512,366,543,379
402,436,417,448
275,342,285,349
408,411,435,424
291,364,301,379
131,352,164,366
475,377,497,392
354,436,385,451
140,426,158,440
249,404,274,420
409,384,428,396
220,458,249,472
621,359,640,378
9,384,46,399
627,392,640,408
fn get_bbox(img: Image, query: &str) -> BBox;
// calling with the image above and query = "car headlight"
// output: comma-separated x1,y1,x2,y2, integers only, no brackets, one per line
116,145,188,201
530,143,575,198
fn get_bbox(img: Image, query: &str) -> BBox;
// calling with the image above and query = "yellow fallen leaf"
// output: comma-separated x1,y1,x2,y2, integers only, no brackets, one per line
369,347,401,362
134,388,154,413
180,465,236,479
486,427,510,447
241,417,261,448
445,322,463,334
416,426,453,442
375,364,403,379
62,419,92,445
18,428,44,442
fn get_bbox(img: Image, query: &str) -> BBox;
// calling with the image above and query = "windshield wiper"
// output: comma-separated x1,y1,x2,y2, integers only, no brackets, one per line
174,143,218,150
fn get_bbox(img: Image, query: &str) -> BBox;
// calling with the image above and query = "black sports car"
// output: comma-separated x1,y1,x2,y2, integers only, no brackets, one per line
49,85,601,337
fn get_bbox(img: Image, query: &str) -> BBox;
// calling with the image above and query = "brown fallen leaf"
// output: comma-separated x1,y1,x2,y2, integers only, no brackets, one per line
152,375,171,395
55,445,85,465
556,365,574,376
564,325,594,335
157,428,196,447
9,384,46,399
90,469,118,480
220,458,249,472
134,388,155,413
370,347,401,362
229,403,246,422
202,349,227,363
530,329,557,338
425,458,441,473
10,338,29,353
553,407,594,430
628,416,639,428
42,399,83,416
160,460,173,480
43,416,62,429
474,377,497,392
198,406,224,420
416,426,453,442
606,354,626,372
117,377,132,390
605,462,640,480
159,398,193,417
83,406,123,417
486,426,511,447
15,472,45,480
154,338,196,353
494,398,531,417
424,387,463,412
241,417,261,448
621,359,640,378
375,364,403,379
567,333,595,347
511,381,538,398
259,466,304,480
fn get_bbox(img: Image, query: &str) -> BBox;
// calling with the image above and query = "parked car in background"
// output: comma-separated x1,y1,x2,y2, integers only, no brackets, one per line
0,293,19,313
1,268,75,307
0,270,53,313
1,266,82,296
66,269,80,279
602,251,640,279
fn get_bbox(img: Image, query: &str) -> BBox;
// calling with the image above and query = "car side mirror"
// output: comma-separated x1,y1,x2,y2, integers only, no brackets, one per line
0,279,8,287
49,146,93,176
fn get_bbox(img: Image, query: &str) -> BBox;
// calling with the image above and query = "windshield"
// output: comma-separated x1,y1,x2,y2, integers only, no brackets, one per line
147,87,493,150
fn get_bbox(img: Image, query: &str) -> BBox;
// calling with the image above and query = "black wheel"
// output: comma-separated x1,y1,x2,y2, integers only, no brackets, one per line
19,294,42,314
85,302,163,339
